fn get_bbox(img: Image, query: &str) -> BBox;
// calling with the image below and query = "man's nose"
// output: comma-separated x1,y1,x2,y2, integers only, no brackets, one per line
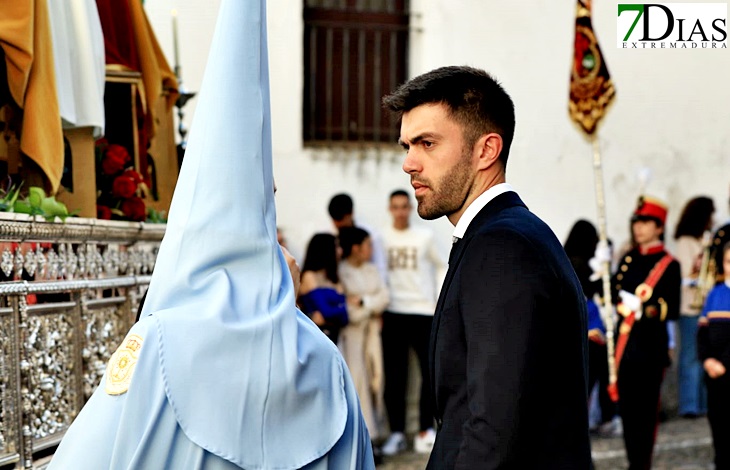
402,150,421,174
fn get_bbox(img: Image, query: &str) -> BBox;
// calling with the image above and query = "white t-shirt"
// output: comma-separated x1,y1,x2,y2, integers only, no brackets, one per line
382,225,446,315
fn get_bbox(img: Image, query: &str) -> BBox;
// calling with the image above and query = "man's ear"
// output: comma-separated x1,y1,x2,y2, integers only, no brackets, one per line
474,133,503,171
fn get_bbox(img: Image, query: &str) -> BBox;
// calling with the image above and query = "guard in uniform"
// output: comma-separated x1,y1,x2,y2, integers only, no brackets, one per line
612,196,681,470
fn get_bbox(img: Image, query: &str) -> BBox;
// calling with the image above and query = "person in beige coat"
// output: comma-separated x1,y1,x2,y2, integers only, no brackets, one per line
338,227,390,440
674,196,715,417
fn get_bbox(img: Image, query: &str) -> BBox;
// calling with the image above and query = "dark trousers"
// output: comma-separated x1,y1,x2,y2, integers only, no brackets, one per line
618,362,664,470
382,311,434,433
706,373,730,469
588,341,616,424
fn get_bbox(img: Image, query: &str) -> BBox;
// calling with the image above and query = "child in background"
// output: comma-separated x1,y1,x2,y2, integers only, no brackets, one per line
698,241,730,470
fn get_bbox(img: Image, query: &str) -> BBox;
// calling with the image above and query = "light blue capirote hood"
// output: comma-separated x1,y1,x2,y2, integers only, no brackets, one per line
139,0,347,468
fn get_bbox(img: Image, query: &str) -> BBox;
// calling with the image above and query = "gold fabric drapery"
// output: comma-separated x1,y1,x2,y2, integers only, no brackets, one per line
0,0,64,192
128,0,179,138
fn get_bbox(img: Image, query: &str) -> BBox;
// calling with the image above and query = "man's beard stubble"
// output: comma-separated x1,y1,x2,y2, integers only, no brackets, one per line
415,149,473,221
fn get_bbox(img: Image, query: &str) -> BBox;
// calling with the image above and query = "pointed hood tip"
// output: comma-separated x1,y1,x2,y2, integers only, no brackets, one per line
144,0,280,314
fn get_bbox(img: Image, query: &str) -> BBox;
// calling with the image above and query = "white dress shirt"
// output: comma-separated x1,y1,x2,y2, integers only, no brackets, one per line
452,183,516,242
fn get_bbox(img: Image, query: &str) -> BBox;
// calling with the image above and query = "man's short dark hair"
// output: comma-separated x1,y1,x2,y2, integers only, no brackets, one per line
339,226,370,259
382,65,515,168
328,193,353,221
390,189,410,201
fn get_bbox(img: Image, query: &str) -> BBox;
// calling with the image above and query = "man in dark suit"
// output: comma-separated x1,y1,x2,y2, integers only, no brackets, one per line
383,66,591,469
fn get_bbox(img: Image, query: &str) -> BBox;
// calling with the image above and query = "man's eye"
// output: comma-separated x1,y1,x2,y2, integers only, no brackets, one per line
423,141,433,148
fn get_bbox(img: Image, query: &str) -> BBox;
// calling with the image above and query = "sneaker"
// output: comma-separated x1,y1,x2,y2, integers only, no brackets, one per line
414,428,436,454
381,432,407,456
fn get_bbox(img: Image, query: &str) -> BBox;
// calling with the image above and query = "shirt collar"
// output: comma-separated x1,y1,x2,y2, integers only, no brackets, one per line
452,183,515,241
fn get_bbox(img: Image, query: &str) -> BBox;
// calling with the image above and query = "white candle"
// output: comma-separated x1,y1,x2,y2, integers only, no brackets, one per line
172,9,180,70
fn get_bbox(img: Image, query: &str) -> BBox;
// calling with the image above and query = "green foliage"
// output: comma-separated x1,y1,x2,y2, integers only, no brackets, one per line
0,182,22,212
0,182,78,222
12,186,76,221
146,207,167,224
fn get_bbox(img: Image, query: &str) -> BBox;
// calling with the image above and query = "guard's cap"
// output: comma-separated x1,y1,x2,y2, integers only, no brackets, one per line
632,195,668,226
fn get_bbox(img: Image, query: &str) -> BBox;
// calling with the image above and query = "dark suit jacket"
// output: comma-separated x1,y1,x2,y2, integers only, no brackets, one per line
427,192,591,470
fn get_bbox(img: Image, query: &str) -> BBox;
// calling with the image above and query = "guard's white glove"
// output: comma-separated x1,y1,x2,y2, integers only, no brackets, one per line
618,290,642,319
589,240,612,282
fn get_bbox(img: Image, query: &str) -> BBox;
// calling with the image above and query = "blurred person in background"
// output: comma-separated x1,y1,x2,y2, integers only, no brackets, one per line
328,193,388,282
711,190,730,283
612,196,681,470
338,227,389,448
299,233,351,344
564,219,617,435
380,189,445,456
698,241,730,470
674,196,715,418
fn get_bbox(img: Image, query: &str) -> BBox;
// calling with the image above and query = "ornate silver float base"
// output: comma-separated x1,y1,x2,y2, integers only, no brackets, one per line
0,214,162,469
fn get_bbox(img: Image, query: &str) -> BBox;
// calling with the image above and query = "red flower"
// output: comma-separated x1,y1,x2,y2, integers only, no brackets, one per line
121,169,144,185
95,137,109,151
112,174,138,198
102,144,131,175
96,205,112,220
120,197,146,221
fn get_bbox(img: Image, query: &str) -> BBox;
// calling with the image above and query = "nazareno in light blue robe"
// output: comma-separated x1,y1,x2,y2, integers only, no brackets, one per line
48,0,374,468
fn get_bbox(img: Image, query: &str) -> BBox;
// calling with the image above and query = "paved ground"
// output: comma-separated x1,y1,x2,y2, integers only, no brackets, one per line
378,416,715,469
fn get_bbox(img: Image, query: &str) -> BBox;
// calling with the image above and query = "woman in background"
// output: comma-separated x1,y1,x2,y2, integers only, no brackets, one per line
299,233,350,344
338,227,389,441
564,220,615,432
674,196,715,418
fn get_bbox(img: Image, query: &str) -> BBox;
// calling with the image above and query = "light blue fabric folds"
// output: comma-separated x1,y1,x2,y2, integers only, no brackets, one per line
48,0,374,468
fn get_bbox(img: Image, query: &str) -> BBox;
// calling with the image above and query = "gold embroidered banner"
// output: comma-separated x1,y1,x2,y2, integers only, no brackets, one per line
569,0,615,135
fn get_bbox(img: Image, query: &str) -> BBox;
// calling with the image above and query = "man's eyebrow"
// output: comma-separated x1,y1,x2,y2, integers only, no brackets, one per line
398,133,439,148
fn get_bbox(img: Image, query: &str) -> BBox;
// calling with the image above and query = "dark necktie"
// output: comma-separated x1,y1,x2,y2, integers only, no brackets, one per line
449,236,461,264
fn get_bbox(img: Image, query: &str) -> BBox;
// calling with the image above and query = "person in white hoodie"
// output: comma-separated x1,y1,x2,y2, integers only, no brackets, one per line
380,190,446,455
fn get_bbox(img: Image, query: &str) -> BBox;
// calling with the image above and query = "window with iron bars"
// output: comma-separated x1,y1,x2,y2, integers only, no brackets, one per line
303,0,409,146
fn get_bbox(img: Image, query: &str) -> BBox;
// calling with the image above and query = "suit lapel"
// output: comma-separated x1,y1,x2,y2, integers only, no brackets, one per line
428,191,527,419
429,238,466,417
430,240,465,351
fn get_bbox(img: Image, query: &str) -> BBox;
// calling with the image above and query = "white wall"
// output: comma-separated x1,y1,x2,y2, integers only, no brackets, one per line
146,0,730,260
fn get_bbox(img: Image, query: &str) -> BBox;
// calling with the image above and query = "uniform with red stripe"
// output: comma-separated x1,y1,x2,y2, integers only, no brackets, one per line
611,196,681,470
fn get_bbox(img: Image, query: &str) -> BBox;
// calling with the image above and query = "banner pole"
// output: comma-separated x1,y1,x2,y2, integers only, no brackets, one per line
591,133,619,401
